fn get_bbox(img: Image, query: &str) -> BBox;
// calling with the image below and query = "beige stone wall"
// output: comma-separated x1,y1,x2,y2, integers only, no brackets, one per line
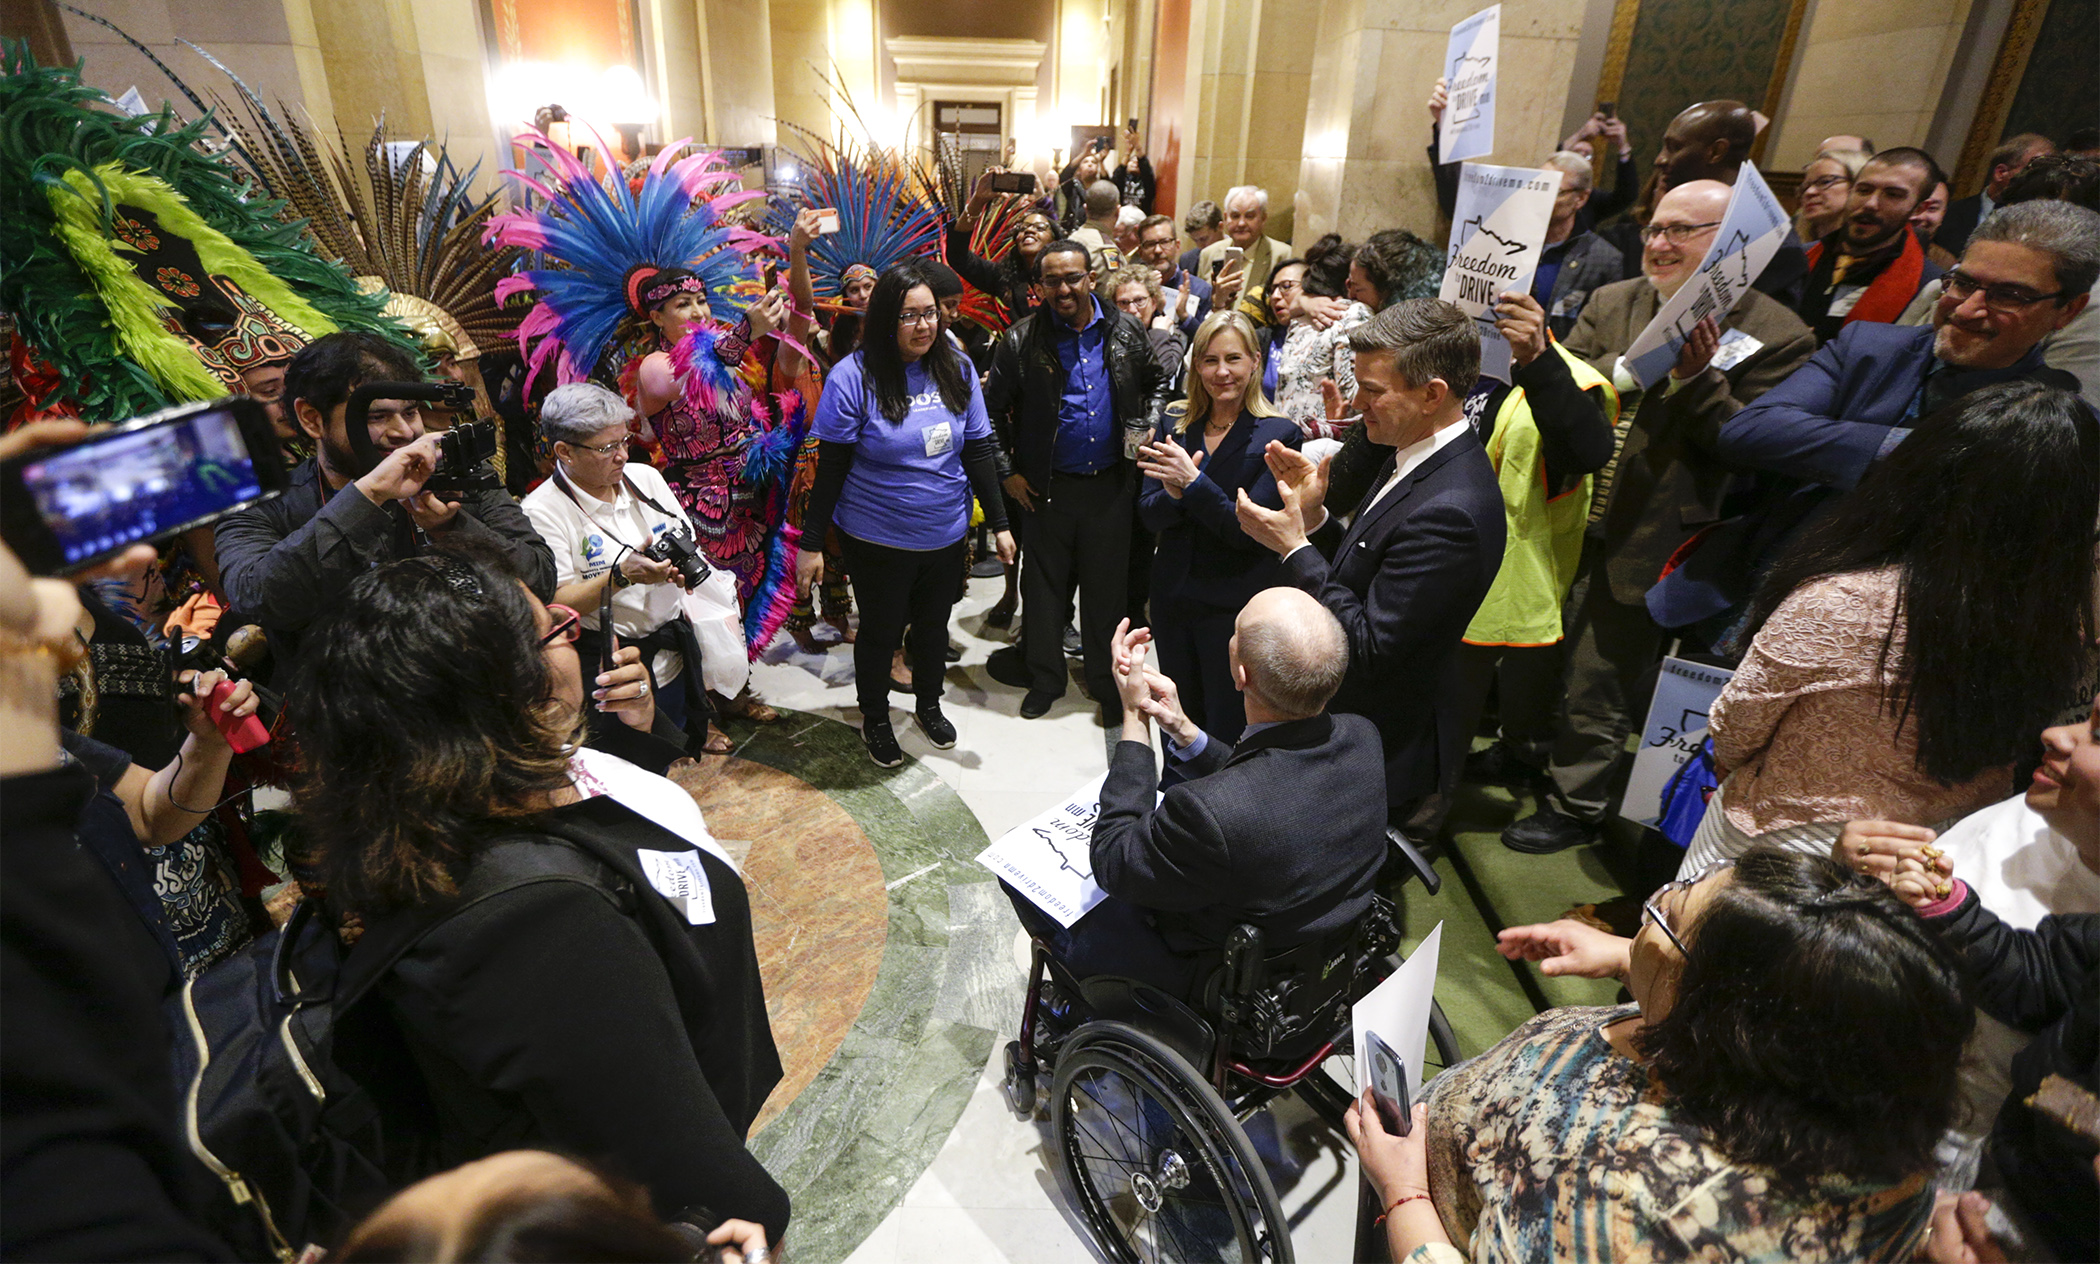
695,0,778,147
59,0,332,130
402,0,498,185
1172,0,1315,240
1763,0,1975,170
1296,0,1586,246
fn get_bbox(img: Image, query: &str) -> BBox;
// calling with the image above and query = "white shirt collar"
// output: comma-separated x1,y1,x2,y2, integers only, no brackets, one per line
1370,418,1469,509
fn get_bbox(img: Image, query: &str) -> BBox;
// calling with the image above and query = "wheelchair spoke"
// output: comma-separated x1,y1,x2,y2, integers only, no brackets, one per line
1069,1076,1152,1161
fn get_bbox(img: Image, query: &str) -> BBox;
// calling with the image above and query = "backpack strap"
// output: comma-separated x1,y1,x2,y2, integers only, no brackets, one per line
327,835,627,1014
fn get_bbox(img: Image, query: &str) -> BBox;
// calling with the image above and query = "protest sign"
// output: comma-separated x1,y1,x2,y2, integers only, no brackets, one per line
976,773,1111,928
1439,162,1562,382
1439,6,1500,164
1622,162,1790,389
1619,656,1735,829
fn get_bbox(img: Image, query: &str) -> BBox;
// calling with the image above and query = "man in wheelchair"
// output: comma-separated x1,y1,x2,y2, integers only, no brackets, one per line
1004,587,1390,1004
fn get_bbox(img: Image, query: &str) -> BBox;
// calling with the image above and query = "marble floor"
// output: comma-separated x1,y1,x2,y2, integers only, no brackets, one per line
703,573,1641,1263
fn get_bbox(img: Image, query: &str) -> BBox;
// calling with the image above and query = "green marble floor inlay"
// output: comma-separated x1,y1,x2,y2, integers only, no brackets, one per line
714,710,1023,1264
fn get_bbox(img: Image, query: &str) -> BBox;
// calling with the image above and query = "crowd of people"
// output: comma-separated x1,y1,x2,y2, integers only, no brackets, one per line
4,33,2099,1264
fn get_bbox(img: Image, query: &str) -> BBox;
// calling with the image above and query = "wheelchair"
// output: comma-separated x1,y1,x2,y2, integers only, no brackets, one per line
1003,829,1461,1263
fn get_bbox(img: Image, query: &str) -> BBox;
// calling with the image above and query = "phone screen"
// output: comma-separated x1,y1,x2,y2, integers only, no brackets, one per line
1,399,282,574
1365,1031,1412,1136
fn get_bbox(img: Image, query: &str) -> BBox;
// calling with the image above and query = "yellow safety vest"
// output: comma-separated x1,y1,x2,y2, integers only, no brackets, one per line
1464,342,1619,647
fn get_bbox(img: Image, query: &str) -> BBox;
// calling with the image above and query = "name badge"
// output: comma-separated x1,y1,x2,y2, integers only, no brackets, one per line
924,420,953,458
638,848,717,925
1711,327,1764,372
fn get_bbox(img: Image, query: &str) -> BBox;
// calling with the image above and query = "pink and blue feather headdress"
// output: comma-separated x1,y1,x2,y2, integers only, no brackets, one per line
484,130,779,387
769,145,943,304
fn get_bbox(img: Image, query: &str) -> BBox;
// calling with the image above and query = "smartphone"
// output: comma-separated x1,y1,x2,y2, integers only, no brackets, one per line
1127,117,1140,133
1597,101,1615,118
988,171,1037,195
762,260,781,293
814,208,840,235
599,577,618,681
1364,1031,1412,1136
1,397,286,575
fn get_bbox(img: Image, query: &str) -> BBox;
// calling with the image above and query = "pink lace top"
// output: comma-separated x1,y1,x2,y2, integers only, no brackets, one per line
1711,567,2011,834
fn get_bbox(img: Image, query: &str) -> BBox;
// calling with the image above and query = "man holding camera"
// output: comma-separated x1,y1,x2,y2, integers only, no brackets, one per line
215,331,554,682
523,382,736,758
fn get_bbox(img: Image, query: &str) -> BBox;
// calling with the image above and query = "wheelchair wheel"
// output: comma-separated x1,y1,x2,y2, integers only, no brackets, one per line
1052,1022,1293,1263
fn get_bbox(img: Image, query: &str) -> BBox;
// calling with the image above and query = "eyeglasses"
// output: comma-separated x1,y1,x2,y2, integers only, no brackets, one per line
540,603,582,647
1801,174,1851,194
1639,221,1722,245
899,309,942,327
1015,221,1053,239
1038,273,1089,292
1943,268,2066,312
565,437,626,456
1640,858,1735,955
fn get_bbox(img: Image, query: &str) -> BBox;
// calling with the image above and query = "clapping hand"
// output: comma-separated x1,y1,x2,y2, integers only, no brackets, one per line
1136,434,1204,498
1321,379,1355,425
1109,618,1155,714
1833,820,1951,907
1263,440,1330,533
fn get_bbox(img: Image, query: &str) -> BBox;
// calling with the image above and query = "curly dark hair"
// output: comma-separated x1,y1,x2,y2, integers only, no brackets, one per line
1743,380,2099,784
1637,846,1973,1187
1350,229,1443,308
1300,233,1355,298
291,553,578,915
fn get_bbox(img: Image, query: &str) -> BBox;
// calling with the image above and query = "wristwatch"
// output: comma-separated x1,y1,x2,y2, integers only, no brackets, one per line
610,559,634,589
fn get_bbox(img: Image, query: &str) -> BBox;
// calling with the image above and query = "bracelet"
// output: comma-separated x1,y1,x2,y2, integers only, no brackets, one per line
1374,1193,1431,1226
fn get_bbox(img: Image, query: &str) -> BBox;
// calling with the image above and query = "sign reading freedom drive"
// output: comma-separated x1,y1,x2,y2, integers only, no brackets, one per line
1439,161,1562,383
1439,5,1500,164
1621,161,1791,388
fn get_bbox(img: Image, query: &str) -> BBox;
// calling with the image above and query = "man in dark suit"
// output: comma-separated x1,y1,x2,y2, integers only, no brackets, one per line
1648,199,2096,634
1936,133,2056,257
1006,588,1389,1001
1500,181,1816,854
1235,299,1508,828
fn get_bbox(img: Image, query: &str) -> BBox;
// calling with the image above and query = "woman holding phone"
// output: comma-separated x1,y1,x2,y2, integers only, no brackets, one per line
795,262,1016,767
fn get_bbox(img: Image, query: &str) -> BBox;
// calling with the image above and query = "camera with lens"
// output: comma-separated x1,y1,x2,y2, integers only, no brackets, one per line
343,379,500,493
641,520,712,590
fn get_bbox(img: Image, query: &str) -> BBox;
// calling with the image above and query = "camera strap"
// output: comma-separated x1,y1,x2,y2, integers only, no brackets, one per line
551,464,664,558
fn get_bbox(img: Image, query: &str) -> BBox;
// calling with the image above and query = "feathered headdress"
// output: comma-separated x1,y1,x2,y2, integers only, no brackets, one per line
768,136,943,305
484,131,776,388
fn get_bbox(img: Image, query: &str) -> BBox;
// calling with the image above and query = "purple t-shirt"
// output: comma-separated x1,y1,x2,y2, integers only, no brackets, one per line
812,352,992,551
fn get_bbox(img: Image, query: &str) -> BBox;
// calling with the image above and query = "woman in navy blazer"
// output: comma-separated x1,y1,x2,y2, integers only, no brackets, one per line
1138,310,1304,741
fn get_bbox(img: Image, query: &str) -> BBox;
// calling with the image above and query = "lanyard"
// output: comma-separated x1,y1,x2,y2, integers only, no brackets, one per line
551,465,679,557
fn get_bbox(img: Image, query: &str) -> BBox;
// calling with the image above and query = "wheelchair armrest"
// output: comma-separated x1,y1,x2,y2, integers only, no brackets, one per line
1384,827,1441,896
1223,923,1265,997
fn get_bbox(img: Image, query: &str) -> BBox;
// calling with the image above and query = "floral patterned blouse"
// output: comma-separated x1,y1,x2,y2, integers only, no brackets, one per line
1418,1004,1934,1263
1271,301,1373,439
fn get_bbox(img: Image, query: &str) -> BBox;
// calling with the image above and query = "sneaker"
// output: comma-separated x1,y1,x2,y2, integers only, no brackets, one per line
1020,689,1058,719
1501,806,1602,855
862,718,904,767
1062,623,1083,658
986,644,1031,688
915,705,957,749
1464,740,1549,788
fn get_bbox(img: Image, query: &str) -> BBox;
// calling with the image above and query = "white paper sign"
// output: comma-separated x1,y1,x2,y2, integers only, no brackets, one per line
1438,6,1501,164
1353,922,1443,1104
638,847,718,925
1619,657,1736,828
976,773,1111,929
1621,162,1791,389
1439,162,1563,383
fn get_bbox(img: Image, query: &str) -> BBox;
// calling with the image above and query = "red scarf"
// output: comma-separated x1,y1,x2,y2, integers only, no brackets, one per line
1803,229,1927,327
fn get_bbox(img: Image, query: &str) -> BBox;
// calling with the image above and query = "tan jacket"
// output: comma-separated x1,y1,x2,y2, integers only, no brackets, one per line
1563,277,1815,604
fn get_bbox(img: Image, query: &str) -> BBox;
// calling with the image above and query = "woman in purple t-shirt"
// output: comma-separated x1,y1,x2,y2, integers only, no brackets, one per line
796,262,1018,767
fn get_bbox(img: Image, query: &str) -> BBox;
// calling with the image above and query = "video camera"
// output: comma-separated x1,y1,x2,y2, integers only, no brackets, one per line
641,520,712,590
344,379,501,494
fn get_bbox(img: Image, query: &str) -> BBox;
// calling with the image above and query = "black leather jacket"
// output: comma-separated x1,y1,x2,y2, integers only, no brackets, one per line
983,304,1170,489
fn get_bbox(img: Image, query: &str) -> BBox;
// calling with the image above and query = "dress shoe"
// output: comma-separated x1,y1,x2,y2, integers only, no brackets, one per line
862,717,904,767
945,641,963,663
986,644,1031,688
1501,806,1603,855
1020,690,1058,719
915,705,958,748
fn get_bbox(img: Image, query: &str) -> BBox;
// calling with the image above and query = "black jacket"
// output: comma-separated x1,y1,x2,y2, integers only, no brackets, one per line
945,220,1039,325
1285,428,1506,805
364,796,788,1240
1092,714,1388,956
1139,409,1301,611
1929,888,2097,1262
983,304,1171,490
214,459,555,682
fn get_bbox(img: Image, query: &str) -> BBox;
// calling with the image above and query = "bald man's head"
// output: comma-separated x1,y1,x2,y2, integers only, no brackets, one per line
1655,100,1756,193
1230,588,1348,720
1642,180,1733,298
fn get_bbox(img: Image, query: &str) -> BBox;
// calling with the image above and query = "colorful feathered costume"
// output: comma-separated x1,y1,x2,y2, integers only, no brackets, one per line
0,44,393,424
485,131,804,657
